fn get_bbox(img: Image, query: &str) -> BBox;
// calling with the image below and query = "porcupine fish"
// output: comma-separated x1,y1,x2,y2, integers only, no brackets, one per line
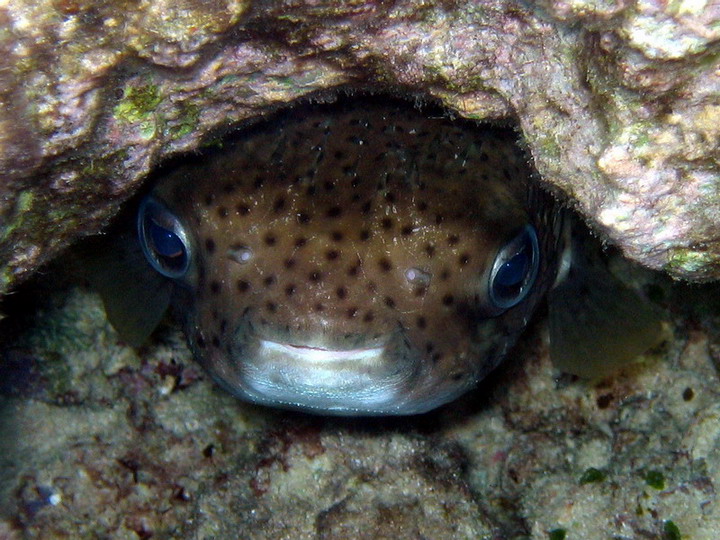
92,99,663,415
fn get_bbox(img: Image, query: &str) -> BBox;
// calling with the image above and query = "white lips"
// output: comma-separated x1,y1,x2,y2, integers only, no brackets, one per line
260,340,385,363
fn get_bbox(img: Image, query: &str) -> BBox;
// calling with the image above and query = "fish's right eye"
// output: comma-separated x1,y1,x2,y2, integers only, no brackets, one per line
138,196,191,279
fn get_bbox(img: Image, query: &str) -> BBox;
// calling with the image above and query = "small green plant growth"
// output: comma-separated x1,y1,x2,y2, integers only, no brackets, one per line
579,467,607,485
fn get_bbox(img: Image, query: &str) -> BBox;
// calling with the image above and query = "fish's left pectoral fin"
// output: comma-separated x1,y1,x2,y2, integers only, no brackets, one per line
547,265,666,379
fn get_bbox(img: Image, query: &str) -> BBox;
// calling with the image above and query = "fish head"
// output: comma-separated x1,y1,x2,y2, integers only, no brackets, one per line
137,105,561,415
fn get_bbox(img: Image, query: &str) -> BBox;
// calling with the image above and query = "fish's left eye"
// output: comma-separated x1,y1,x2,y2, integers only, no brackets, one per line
138,196,191,279
488,224,540,310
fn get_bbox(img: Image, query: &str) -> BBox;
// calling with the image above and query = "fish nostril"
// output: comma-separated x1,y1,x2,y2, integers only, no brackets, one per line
228,245,253,264
405,267,432,287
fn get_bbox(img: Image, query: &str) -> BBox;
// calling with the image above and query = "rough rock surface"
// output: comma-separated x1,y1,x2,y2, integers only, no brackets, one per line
1,254,720,538
1,0,719,292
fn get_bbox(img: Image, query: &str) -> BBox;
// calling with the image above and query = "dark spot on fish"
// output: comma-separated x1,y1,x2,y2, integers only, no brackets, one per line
210,281,220,295
435,214,445,224
298,212,311,225
378,258,392,272
346,307,357,319
309,271,323,283
417,201,428,212
326,206,342,218
326,250,340,261
196,333,206,348
416,316,427,329
401,225,414,236
220,319,228,334
414,287,427,297
253,176,264,189
314,302,324,312
263,275,276,287
204,194,214,206
381,217,393,230
440,269,451,281
294,237,307,248
447,234,459,246
450,370,463,381
361,201,372,214
363,311,374,323
351,178,361,188
425,342,434,353
384,296,396,308
284,258,296,269
347,264,360,277
266,301,277,313
442,294,454,306
285,284,296,297
459,253,470,266
237,204,250,216
324,180,335,191
336,287,348,299
359,230,371,241
424,244,436,258
334,150,345,160
331,231,344,242
217,207,228,219
264,233,277,246
385,192,396,204
212,335,221,348
237,280,250,292
480,152,489,162
205,238,216,254
682,387,694,401
273,197,286,213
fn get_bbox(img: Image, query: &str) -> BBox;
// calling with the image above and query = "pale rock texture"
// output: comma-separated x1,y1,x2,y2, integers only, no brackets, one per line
0,0,719,292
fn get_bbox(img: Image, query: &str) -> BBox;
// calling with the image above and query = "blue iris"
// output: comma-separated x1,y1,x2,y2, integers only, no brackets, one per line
494,251,529,288
138,196,191,279
489,225,539,310
149,220,185,258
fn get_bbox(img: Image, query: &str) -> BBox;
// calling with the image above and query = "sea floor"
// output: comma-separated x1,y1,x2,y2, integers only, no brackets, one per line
1,254,719,539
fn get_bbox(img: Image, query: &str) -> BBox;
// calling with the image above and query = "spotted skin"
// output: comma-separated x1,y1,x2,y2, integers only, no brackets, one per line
148,101,563,415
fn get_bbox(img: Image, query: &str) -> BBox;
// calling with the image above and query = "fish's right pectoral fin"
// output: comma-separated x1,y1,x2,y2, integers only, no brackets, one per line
80,233,173,347
548,265,666,379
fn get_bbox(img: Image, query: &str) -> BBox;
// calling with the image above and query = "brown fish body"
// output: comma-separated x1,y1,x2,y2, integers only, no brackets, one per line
137,101,564,414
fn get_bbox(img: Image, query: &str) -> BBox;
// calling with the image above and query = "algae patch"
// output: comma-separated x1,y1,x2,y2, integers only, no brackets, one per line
114,84,164,138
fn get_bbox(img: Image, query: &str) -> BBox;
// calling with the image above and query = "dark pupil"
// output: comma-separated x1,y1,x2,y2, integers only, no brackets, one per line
149,220,184,259
495,251,529,287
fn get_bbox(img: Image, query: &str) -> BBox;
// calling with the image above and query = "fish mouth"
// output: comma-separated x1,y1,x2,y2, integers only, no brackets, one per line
201,326,429,415
238,337,413,414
